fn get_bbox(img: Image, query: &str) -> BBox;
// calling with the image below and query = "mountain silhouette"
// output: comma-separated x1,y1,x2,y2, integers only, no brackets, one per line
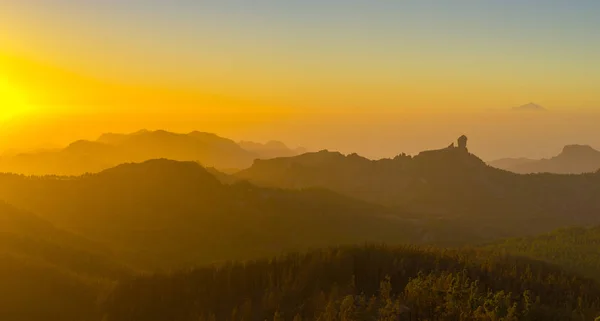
238,140,307,159
490,144,600,174
513,102,547,111
0,130,309,176
0,130,308,175
95,130,257,169
236,136,600,238
4,145,600,320
0,159,427,269
236,136,489,209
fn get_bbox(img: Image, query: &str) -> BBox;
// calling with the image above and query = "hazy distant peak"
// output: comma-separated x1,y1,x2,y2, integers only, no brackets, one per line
68,139,93,146
65,140,109,152
133,129,150,135
560,144,599,157
264,140,288,149
294,147,308,154
491,143,600,174
239,140,306,159
96,159,220,185
148,129,172,136
188,131,219,138
513,102,546,111
97,133,128,144
239,140,288,150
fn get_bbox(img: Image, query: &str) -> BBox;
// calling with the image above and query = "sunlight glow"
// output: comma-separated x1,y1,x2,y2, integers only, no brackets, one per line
0,77,31,122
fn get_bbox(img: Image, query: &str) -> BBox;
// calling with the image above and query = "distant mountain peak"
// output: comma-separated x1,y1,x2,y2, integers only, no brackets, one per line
238,140,306,159
513,103,546,112
130,129,150,136
490,144,600,174
560,144,599,157
95,159,221,186
65,140,109,152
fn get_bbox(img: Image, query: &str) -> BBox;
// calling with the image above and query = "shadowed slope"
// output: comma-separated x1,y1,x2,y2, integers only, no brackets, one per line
0,202,129,321
0,159,425,270
236,137,600,239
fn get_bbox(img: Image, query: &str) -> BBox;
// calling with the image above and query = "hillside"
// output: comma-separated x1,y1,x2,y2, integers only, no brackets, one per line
0,202,128,278
102,245,600,321
0,202,129,321
490,144,600,174
0,159,430,270
485,226,600,281
236,137,600,238
3,155,600,320
0,130,305,176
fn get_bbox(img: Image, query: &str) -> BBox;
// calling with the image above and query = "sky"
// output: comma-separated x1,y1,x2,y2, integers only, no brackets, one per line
2,1,600,160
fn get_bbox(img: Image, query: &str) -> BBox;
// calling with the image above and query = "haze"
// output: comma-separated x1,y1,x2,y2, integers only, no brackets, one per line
3,1,600,160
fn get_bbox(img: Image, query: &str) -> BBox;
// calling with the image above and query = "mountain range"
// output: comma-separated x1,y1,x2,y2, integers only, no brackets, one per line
236,136,600,239
4,135,600,319
0,130,306,176
0,159,427,270
5,135,600,272
489,144,600,174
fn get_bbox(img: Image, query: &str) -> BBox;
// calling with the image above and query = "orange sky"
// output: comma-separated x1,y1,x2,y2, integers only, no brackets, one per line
2,2,600,160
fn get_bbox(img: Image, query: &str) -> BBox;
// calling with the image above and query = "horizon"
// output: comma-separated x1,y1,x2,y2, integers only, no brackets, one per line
3,1,600,161
4,108,600,161
3,123,600,163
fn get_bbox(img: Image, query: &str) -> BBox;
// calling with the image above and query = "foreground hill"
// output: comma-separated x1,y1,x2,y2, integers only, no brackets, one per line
236,137,600,238
0,159,430,270
102,245,600,321
489,144,600,174
0,130,306,176
0,202,127,279
0,202,128,321
485,226,600,281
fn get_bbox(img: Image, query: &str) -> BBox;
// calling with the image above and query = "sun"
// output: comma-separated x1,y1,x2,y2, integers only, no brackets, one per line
0,77,31,122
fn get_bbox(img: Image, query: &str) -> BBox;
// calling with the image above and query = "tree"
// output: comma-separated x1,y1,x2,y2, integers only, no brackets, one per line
273,310,284,321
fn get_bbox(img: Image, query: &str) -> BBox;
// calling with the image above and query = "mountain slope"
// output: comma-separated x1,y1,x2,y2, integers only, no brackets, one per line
0,201,128,278
0,202,129,321
490,144,600,174
0,159,428,270
236,137,600,238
